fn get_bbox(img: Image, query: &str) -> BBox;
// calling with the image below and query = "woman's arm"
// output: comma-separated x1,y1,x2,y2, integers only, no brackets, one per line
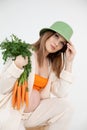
50,70,74,97
0,56,28,94
51,42,76,97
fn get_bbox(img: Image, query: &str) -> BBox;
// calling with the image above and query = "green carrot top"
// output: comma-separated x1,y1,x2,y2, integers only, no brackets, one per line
0,34,34,84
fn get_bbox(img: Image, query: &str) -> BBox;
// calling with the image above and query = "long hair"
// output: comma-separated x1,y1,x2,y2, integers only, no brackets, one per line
32,31,66,78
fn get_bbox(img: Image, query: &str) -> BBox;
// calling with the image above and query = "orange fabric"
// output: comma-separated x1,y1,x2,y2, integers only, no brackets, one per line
33,74,48,91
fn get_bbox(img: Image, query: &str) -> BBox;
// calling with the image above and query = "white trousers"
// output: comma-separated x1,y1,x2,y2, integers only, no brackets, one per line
19,98,74,130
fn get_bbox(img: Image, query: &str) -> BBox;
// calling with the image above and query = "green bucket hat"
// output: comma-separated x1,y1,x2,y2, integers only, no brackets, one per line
39,21,73,42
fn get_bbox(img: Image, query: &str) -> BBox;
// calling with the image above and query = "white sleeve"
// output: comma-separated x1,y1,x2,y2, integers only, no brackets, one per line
0,61,24,94
5,61,24,78
51,70,74,98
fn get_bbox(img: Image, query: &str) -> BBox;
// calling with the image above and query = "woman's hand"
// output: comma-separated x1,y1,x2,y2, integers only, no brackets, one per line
65,42,76,72
14,55,28,69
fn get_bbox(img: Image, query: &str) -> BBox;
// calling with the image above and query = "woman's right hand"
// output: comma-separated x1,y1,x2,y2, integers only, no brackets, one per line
14,55,28,69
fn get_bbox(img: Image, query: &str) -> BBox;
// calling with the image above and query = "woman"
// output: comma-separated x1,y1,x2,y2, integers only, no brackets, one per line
0,21,76,130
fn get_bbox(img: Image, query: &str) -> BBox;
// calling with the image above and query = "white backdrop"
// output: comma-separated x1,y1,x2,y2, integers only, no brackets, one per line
0,0,87,130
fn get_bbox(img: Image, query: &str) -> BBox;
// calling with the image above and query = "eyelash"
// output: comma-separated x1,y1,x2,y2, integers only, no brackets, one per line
60,42,65,46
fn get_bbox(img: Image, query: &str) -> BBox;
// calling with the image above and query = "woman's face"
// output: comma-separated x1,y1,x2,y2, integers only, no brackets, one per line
45,33,67,54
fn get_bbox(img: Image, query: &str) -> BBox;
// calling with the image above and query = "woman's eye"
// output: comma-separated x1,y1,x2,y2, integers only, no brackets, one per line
60,42,65,46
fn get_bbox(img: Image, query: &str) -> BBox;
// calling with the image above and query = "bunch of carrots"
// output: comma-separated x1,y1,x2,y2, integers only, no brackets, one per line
12,69,29,110
0,34,33,110
12,80,29,110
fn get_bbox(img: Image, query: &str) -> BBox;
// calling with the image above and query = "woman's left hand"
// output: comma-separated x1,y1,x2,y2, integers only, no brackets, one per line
65,42,76,64
64,42,76,72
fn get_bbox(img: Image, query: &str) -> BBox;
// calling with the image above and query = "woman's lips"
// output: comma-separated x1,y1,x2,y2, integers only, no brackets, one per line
50,44,56,50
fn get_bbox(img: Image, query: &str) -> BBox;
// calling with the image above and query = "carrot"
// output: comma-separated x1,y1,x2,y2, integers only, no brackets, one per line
17,84,22,110
22,80,28,105
22,81,28,104
25,87,29,107
12,80,18,108
21,82,26,105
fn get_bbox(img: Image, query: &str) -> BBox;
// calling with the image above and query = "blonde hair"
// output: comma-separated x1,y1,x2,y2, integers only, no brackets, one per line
32,31,65,78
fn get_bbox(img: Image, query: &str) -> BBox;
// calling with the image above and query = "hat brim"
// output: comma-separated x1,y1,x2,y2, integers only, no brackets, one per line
39,28,68,42
40,28,56,35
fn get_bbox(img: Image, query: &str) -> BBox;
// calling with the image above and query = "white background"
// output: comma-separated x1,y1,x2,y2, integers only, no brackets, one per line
0,0,87,130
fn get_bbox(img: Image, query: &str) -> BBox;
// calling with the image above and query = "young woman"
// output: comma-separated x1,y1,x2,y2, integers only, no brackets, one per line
0,21,76,130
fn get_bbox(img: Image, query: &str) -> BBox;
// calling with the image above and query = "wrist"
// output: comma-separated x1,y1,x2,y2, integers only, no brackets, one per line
65,62,73,72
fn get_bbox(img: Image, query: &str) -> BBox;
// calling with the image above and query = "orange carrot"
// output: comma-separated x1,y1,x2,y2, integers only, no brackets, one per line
25,87,29,107
22,80,28,105
17,84,22,110
21,82,26,105
12,80,18,108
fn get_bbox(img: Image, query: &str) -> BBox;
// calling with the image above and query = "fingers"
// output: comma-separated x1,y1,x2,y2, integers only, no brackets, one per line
14,55,28,69
24,56,28,65
67,43,76,55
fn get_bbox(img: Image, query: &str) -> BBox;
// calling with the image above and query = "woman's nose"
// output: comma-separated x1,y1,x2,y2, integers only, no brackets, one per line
55,40,59,46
